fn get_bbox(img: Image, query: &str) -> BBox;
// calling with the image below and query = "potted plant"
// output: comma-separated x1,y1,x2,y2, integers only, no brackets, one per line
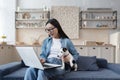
1,34,7,45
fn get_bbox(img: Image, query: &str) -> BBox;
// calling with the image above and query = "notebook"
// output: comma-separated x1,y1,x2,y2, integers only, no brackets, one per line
16,47,61,70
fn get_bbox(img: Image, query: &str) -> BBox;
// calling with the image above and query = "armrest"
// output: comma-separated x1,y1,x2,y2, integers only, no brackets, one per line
0,62,22,76
107,63,120,74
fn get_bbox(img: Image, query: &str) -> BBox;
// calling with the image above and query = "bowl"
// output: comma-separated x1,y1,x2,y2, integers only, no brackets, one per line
96,42,104,45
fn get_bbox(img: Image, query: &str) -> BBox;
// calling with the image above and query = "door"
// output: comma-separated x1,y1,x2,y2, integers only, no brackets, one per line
88,46,101,58
75,46,88,56
101,46,115,63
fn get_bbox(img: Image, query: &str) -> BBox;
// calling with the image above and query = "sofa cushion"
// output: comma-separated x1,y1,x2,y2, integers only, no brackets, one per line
76,56,99,71
96,58,108,68
63,69,120,80
3,68,27,80
0,62,22,76
107,63,120,75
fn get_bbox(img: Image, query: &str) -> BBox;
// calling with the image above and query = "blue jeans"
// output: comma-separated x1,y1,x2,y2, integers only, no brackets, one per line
24,58,66,80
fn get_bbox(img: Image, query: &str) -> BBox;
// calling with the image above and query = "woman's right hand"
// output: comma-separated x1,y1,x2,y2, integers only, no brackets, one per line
40,58,45,64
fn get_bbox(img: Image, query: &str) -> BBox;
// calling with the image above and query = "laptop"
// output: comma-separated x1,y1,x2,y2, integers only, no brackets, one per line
16,47,61,70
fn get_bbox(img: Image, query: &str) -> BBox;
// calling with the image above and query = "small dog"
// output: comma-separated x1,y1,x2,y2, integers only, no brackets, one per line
58,48,77,71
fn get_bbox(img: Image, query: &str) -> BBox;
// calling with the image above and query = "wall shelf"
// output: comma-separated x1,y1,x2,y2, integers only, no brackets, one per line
80,10,117,29
15,9,50,28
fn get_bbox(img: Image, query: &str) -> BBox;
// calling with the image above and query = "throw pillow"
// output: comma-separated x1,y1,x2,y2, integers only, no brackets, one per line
96,58,108,68
76,56,99,71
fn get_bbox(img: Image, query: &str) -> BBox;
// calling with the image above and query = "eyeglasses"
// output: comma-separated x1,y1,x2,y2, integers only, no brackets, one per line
45,27,56,33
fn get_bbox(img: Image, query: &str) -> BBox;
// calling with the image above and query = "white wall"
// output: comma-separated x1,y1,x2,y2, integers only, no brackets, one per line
0,0,16,44
1,0,120,44
18,0,120,30
16,0,120,44
18,0,120,28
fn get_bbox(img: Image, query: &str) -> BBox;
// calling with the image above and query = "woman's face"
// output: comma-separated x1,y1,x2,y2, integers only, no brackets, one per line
45,23,59,38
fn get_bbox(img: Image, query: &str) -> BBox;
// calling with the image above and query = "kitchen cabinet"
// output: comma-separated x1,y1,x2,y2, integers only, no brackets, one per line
80,10,117,29
0,45,15,65
75,46,88,56
75,45,115,63
100,46,115,63
87,46,101,57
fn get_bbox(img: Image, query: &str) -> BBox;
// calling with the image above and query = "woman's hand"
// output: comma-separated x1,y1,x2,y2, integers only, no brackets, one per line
40,58,45,64
63,54,70,62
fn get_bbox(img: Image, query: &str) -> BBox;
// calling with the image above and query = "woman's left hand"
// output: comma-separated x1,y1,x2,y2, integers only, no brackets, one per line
63,54,70,62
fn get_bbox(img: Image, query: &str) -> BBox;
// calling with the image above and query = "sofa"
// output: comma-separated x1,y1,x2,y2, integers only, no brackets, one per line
0,56,120,80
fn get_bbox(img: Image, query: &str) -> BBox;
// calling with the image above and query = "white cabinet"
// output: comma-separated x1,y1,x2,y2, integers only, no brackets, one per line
75,45,115,63
75,46,88,56
100,46,115,63
88,46,101,58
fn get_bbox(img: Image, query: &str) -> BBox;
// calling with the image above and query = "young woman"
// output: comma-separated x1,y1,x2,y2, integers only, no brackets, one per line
24,18,79,80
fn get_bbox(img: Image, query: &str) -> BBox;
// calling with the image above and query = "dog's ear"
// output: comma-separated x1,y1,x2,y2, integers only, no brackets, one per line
63,48,67,52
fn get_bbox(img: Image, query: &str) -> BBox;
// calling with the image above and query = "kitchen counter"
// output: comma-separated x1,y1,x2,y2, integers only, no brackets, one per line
75,44,115,47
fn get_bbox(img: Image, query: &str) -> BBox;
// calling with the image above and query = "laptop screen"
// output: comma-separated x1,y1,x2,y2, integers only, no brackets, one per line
16,47,61,70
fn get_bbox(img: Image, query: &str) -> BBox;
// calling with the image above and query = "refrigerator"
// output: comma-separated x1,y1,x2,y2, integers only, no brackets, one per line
110,32,120,63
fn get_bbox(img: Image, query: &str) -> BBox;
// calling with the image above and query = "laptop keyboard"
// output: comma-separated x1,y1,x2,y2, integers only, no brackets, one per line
43,64,51,67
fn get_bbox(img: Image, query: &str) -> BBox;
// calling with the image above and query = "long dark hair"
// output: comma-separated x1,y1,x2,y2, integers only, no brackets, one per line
46,18,69,39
